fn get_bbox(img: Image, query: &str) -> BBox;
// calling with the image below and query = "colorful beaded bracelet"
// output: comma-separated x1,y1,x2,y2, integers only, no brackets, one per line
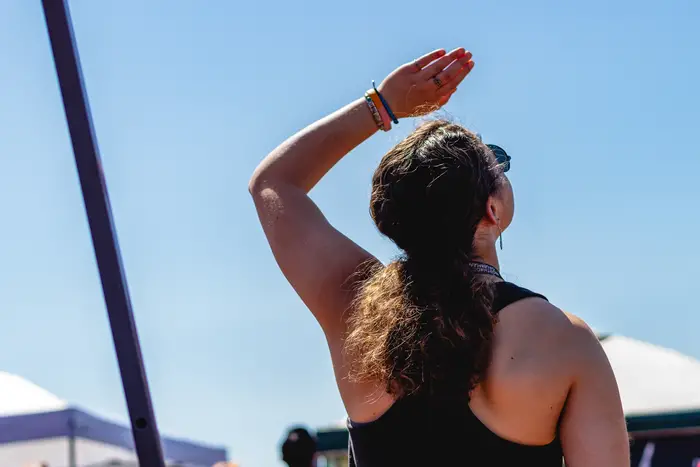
364,94,385,131
366,90,392,131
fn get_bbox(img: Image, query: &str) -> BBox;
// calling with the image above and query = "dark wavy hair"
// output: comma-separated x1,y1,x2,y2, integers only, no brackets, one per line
345,120,507,398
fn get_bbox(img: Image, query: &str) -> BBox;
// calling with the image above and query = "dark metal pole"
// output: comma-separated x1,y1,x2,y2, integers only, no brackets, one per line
40,1,166,466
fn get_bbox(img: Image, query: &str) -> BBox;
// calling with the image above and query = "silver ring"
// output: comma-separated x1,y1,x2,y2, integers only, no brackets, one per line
433,76,443,88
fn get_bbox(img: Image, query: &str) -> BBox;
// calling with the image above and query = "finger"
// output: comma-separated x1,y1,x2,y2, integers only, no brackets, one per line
437,58,475,95
409,49,447,73
420,47,466,80
435,52,473,85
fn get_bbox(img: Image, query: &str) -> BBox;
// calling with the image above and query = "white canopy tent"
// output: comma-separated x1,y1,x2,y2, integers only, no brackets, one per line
598,334,700,415
0,372,68,418
598,336,700,467
0,372,227,467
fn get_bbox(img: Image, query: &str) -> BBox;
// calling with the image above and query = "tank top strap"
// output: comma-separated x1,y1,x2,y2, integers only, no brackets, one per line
492,282,548,315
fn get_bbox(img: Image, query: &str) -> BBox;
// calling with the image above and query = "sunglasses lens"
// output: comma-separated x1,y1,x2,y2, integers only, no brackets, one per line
487,144,511,173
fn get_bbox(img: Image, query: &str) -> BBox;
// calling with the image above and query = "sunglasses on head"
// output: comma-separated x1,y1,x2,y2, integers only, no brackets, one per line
486,144,511,173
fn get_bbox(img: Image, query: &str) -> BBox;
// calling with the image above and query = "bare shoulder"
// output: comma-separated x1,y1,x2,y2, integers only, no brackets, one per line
496,296,576,343
495,297,603,373
560,310,606,361
479,297,614,445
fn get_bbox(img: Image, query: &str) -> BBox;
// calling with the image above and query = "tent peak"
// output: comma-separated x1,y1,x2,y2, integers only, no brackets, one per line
0,371,67,417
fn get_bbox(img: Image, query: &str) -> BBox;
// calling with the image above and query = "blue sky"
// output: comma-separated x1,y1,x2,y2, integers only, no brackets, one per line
1,0,698,466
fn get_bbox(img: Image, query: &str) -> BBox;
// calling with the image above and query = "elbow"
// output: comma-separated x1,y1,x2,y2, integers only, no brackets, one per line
247,173,259,197
248,170,282,202
248,166,268,198
249,157,299,198
249,154,278,197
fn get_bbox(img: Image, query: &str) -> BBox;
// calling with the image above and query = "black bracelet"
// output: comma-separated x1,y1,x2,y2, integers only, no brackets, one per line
372,81,399,124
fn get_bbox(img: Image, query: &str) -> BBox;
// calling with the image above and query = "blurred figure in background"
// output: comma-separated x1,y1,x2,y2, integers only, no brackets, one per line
281,427,317,467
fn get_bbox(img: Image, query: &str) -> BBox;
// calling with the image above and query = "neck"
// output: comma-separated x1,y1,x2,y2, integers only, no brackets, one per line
471,244,500,271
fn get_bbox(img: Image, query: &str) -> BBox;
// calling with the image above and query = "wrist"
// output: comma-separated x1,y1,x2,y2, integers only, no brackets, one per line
366,90,392,131
372,81,400,125
356,98,382,137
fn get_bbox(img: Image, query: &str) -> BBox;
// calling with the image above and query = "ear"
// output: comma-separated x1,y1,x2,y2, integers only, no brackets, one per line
485,198,500,225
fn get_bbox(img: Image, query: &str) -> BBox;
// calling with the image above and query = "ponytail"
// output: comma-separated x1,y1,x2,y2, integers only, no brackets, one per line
346,244,497,397
346,119,505,398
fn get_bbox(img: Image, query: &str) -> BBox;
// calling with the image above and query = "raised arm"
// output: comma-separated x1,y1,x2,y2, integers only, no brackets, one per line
248,98,379,338
248,48,474,341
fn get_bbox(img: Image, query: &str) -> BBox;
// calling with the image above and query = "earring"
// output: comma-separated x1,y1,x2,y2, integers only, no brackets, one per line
497,218,503,250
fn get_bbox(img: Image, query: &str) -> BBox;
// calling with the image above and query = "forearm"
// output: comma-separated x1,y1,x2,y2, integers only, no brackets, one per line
249,98,379,194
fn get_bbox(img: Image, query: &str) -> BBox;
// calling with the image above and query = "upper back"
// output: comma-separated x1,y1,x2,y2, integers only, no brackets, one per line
468,282,575,445
346,281,573,466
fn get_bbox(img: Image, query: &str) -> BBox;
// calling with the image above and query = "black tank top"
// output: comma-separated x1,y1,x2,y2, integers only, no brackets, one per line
347,282,563,467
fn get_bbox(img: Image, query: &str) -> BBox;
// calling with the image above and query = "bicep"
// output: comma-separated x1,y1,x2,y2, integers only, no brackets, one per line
252,183,377,337
559,325,630,467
